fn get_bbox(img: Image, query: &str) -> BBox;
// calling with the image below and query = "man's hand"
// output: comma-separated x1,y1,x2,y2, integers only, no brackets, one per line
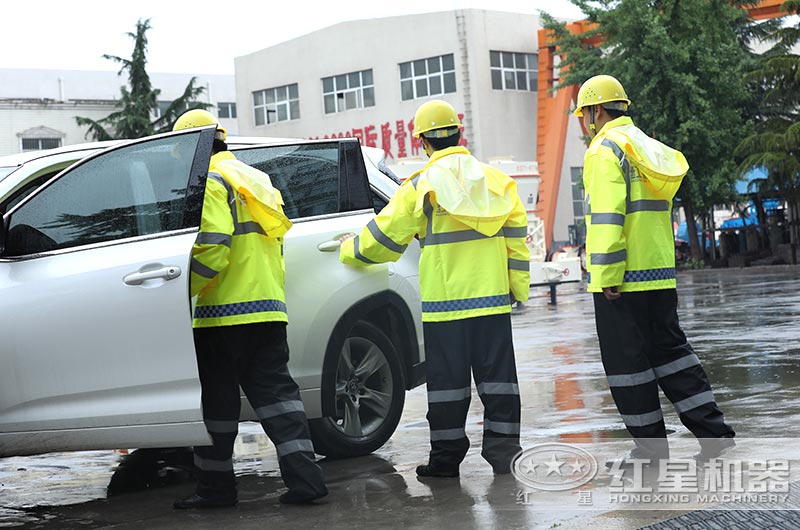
602,286,621,301
338,233,356,244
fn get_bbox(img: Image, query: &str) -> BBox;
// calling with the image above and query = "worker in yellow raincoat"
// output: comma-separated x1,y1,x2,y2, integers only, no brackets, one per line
340,100,530,477
576,75,735,467
171,109,327,509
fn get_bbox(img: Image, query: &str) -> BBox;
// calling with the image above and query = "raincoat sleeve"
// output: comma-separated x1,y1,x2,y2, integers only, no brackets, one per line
504,191,531,302
190,175,234,296
584,149,627,288
340,180,422,266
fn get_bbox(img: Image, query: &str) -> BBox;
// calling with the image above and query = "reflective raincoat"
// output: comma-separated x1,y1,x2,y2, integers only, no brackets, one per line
340,146,530,322
191,151,292,327
583,116,689,293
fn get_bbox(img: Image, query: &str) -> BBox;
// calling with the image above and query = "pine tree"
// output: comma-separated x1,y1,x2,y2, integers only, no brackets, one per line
76,18,209,140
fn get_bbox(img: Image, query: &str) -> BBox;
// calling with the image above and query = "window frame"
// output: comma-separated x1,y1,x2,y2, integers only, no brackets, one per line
321,70,375,114
253,83,300,126
20,138,62,152
399,54,457,101
490,51,538,92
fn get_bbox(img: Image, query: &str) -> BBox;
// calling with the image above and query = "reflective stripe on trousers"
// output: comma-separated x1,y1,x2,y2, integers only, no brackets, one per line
423,313,522,470
192,322,326,499
593,290,734,440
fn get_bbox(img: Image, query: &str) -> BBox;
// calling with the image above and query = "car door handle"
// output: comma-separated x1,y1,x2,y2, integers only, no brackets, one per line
123,266,182,285
317,240,342,252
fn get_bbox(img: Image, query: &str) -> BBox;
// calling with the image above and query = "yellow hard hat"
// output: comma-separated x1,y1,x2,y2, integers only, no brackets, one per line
412,100,463,138
573,75,631,117
173,109,227,141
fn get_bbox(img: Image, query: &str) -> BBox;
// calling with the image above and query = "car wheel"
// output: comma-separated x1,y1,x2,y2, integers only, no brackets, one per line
309,321,405,458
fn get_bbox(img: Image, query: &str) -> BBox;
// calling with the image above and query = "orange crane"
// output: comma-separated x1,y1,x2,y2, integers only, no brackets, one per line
535,0,789,251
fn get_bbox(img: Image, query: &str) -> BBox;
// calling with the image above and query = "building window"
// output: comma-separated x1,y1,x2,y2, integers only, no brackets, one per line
253,84,300,126
21,138,62,151
218,102,237,119
490,51,537,91
399,54,456,101
322,70,374,114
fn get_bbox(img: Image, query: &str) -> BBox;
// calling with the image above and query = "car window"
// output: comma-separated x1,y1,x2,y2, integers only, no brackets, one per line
3,133,202,256
233,140,372,219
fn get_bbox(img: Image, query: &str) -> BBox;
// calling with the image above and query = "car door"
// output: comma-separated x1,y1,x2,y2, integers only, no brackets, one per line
232,140,389,410
0,127,216,456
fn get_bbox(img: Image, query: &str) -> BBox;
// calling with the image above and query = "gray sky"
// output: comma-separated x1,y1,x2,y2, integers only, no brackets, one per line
5,0,584,75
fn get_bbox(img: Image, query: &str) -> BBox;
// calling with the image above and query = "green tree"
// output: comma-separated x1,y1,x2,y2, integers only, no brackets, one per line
76,18,209,141
735,0,800,245
542,0,759,260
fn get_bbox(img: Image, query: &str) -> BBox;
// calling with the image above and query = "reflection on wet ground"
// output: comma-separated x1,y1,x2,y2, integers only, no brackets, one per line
2,266,800,529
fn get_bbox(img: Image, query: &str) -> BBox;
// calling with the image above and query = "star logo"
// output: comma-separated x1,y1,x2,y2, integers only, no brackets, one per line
511,443,599,492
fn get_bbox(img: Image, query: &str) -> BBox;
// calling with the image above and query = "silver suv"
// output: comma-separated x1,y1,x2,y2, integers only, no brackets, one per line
0,127,424,458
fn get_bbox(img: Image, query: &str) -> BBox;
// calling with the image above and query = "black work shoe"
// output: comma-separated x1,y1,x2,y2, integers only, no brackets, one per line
173,493,238,510
416,463,459,478
694,437,736,463
278,489,327,505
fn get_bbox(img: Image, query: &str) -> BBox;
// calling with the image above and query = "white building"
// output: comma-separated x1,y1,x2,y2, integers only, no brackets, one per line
234,9,586,246
0,69,237,156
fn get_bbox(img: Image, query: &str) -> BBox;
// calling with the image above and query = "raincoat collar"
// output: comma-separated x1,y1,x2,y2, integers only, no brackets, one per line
589,116,634,148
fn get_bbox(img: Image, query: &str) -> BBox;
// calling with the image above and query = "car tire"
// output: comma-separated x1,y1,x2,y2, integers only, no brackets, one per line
309,321,405,458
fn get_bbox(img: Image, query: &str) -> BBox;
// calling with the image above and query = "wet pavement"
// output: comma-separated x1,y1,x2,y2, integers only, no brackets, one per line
2,265,800,529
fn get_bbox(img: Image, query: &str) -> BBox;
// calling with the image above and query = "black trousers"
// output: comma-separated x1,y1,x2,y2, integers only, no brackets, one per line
593,289,734,452
423,313,522,470
192,322,326,499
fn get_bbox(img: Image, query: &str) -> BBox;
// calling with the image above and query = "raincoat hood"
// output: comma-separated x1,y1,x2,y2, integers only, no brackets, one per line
211,151,292,237
409,146,517,236
594,118,689,201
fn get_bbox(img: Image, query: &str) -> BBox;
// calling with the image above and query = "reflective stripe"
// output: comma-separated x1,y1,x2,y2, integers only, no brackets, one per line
607,368,656,388
208,171,238,226
508,258,529,272
621,409,663,427
503,226,528,238
483,420,520,435
422,294,509,313
588,267,675,284
353,236,378,264
477,382,520,396
204,419,239,434
194,454,233,472
194,299,287,319
255,400,306,420
628,200,670,213
426,228,501,246
367,219,407,253
428,387,472,403
591,213,625,226
623,268,675,283
673,390,715,414
275,439,315,458
233,221,266,236
602,139,625,162
653,354,701,379
191,257,219,279
591,249,627,265
430,428,467,441
196,232,232,246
